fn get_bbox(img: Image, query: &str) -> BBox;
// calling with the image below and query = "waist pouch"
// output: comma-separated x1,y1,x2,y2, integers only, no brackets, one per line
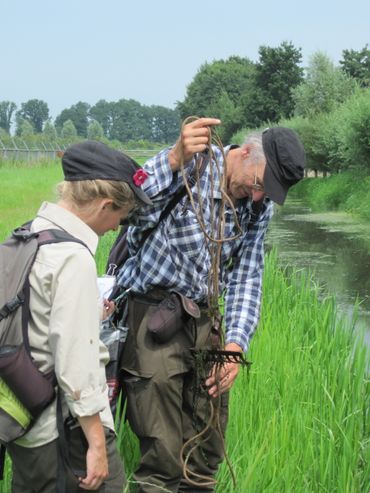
147,291,201,343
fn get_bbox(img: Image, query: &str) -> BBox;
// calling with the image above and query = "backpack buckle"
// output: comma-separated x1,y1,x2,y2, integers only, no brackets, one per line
12,228,38,241
0,295,25,320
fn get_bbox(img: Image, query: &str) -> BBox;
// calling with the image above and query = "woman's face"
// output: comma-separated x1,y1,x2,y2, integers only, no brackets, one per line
89,200,134,236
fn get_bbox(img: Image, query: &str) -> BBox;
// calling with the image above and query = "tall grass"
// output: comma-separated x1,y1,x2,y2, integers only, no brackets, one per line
290,171,370,222
0,165,369,492
215,253,369,492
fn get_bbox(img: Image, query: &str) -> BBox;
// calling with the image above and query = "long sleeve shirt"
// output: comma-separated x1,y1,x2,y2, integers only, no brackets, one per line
16,202,114,447
117,146,274,352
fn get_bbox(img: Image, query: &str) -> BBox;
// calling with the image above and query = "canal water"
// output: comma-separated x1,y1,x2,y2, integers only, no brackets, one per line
266,199,370,348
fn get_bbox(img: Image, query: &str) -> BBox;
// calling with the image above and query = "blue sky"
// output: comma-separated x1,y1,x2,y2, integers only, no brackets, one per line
1,0,369,120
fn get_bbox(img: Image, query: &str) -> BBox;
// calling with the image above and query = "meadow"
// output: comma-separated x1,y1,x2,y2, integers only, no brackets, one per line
0,161,369,492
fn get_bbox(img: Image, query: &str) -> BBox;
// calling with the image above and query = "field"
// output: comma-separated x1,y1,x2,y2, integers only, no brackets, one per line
0,161,369,492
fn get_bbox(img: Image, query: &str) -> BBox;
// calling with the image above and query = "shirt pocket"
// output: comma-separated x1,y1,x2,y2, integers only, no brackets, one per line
166,210,207,260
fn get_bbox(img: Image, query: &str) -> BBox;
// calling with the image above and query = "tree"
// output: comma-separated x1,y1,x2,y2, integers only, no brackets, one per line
43,120,57,140
18,119,34,137
177,56,256,141
55,102,90,137
109,99,152,142
340,45,370,87
61,119,77,139
89,99,117,138
0,101,17,133
248,41,304,125
87,120,104,140
149,105,180,143
292,52,357,117
16,99,49,133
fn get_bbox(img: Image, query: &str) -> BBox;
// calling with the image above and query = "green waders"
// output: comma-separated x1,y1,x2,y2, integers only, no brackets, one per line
121,291,228,493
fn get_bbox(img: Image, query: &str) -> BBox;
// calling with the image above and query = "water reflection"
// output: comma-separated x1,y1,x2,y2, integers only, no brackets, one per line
266,199,370,347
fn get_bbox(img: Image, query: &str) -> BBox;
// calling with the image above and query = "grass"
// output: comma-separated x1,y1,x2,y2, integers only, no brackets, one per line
0,163,369,492
290,170,370,222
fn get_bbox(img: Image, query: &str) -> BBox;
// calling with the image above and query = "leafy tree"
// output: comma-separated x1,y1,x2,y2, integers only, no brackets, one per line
89,99,117,138
43,120,57,140
292,52,357,117
177,56,256,141
149,105,180,143
61,119,77,139
55,102,90,137
16,99,49,133
18,118,34,137
109,99,152,142
0,101,17,133
340,45,370,87
87,120,104,140
248,41,304,124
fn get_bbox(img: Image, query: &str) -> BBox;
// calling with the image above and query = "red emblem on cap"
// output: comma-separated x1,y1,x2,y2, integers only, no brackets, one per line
133,169,148,186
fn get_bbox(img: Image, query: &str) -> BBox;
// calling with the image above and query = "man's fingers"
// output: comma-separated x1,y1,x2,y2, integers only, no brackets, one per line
187,117,221,128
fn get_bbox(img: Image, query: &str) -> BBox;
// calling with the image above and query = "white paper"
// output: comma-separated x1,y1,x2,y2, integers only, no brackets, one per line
97,275,116,300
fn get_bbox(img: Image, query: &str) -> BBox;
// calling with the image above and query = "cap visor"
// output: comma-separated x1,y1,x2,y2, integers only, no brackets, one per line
263,164,287,205
130,184,153,205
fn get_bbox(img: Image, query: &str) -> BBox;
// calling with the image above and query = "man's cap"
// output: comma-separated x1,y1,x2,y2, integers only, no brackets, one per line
262,127,305,205
62,140,152,205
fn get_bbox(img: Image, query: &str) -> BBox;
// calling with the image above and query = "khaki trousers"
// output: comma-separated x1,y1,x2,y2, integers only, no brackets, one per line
121,292,228,493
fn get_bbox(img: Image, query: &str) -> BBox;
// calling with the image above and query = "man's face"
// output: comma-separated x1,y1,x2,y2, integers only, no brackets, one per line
228,157,266,202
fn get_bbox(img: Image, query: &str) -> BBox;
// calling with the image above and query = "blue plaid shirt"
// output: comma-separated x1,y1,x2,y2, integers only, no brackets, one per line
117,146,274,352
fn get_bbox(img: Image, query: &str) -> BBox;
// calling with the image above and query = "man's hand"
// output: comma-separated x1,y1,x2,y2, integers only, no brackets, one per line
205,342,243,398
168,117,221,171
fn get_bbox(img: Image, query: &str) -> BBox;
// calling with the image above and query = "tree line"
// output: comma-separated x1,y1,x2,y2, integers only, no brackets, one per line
0,99,181,144
0,42,369,157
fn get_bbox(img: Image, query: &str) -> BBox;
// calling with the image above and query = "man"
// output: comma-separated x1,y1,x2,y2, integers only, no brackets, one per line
117,118,305,492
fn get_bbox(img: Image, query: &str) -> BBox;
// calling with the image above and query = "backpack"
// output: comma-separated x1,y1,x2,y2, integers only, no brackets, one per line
0,223,86,445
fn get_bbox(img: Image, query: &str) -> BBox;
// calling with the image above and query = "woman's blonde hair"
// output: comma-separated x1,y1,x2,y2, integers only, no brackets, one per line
56,179,138,210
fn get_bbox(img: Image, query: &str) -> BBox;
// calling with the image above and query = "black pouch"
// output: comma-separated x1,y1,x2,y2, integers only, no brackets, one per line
63,417,88,487
147,292,200,344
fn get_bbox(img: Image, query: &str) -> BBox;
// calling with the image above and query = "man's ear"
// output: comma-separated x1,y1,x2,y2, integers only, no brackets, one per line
240,144,252,160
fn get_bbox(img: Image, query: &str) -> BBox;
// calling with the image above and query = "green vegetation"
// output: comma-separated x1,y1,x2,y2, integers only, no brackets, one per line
290,170,370,222
0,165,369,492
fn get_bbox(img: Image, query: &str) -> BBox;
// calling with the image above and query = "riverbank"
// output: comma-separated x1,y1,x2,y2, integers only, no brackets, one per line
290,169,370,223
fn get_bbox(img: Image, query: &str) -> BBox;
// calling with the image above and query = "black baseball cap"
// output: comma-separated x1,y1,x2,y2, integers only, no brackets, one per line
62,140,152,205
262,127,305,205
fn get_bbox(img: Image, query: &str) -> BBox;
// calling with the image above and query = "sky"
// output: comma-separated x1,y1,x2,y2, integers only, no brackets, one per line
1,0,369,121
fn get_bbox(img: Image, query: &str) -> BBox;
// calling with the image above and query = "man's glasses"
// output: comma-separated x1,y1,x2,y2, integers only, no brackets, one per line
251,162,264,192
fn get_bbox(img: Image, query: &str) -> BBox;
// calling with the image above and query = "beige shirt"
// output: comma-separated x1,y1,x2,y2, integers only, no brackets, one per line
16,202,114,447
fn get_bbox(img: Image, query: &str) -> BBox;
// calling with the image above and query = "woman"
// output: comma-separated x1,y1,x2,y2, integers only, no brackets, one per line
7,140,151,492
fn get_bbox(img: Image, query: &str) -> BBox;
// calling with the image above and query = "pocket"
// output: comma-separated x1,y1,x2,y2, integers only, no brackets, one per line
0,344,55,418
147,294,184,343
122,373,157,438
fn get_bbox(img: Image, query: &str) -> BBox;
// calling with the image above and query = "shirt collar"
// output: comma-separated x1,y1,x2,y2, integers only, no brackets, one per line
34,202,99,255
212,144,240,201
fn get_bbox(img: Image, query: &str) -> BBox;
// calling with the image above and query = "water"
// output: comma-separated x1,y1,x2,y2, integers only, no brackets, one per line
266,199,370,348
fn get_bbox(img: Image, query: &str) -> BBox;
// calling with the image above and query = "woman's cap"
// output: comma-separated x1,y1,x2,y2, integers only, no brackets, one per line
262,127,305,205
62,140,152,205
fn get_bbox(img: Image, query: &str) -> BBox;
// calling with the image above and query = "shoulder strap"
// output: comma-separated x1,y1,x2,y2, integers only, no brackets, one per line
4,224,91,352
106,154,209,275
140,153,209,246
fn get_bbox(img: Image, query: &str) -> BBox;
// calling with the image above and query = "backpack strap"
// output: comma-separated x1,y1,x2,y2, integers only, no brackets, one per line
106,154,209,275
15,227,90,354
